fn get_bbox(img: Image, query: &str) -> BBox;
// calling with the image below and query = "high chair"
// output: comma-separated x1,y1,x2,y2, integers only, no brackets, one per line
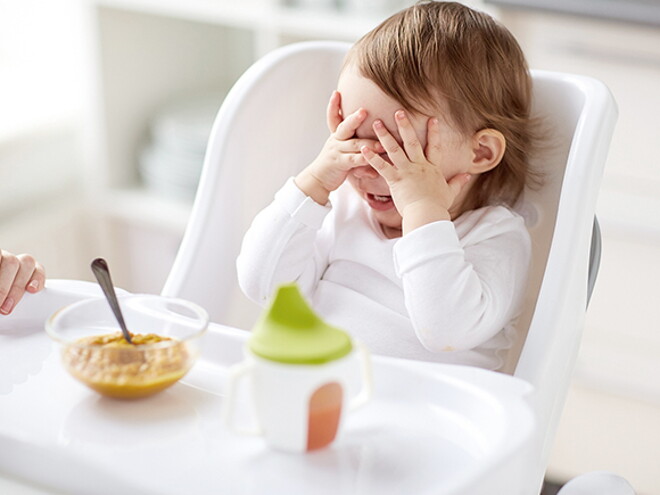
162,42,631,493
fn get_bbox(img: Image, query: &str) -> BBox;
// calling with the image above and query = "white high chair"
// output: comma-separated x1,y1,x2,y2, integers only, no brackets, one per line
162,42,631,494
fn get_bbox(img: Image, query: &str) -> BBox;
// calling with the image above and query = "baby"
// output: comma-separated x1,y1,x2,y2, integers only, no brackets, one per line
0,250,45,315
237,1,537,370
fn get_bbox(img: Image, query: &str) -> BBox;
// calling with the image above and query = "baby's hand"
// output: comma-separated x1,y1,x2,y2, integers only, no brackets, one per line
361,110,471,233
295,91,383,205
0,250,46,315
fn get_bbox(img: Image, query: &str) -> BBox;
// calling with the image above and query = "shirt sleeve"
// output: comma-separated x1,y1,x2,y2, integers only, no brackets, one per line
392,210,531,352
236,178,333,305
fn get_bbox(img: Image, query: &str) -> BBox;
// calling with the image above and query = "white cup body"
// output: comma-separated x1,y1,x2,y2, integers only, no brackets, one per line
224,345,371,453
250,350,359,452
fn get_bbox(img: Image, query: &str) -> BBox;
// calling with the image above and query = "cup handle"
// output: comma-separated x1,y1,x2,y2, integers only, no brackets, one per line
222,360,263,436
348,342,373,411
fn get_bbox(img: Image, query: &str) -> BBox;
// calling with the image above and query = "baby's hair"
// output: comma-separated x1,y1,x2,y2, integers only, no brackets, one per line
347,1,540,210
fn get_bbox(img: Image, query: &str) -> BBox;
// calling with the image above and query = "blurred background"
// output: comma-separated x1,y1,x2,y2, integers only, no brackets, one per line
1,0,658,492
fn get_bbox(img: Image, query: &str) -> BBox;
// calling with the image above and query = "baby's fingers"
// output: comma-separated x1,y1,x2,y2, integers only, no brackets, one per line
447,173,472,199
395,110,425,163
336,138,384,154
361,146,397,181
373,120,408,165
425,117,443,162
326,91,343,133
334,108,367,140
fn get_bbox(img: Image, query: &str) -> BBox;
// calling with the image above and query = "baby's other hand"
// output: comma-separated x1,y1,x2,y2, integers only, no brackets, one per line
295,91,383,205
0,250,46,315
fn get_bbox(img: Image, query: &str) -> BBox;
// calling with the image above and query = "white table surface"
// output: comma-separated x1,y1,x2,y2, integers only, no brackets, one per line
0,281,537,495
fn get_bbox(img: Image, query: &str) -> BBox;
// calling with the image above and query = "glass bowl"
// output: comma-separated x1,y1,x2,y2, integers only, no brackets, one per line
46,294,208,399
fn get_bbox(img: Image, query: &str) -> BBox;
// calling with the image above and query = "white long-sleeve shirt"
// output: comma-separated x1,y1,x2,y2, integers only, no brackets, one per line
237,178,531,370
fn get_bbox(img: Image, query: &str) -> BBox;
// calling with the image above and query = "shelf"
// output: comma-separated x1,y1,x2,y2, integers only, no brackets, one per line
93,0,268,30
0,124,81,221
92,0,386,40
97,187,193,233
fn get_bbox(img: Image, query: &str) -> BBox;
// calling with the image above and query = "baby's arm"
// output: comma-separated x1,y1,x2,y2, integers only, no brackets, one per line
0,250,46,315
394,213,531,351
236,179,333,305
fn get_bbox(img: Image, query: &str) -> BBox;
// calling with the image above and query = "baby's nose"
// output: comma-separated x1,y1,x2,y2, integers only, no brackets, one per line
351,165,380,179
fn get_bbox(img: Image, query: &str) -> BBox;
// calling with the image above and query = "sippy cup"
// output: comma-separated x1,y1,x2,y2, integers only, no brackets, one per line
223,283,372,452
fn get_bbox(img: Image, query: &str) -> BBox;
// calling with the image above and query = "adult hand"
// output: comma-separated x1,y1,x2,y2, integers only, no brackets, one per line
0,250,46,315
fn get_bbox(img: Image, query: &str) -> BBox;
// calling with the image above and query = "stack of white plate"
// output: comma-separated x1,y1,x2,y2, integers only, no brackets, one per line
139,92,225,201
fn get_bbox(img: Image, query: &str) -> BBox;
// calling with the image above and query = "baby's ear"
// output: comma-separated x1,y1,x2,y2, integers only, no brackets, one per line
468,129,506,174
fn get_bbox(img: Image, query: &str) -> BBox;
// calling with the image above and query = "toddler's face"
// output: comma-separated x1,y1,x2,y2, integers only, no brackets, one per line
337,64,471,236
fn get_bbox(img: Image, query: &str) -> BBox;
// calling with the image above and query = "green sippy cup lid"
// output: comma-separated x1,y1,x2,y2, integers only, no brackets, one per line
248,283,353,364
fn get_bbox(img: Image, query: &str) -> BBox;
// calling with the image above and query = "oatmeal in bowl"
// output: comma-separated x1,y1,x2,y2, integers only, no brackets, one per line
46,295,208,399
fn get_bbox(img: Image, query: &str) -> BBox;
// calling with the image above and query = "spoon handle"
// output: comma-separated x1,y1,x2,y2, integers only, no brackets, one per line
91,258,134,344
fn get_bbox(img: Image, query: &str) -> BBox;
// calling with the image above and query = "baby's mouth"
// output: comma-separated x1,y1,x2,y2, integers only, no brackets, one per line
371,194,390,202
366,193,395,211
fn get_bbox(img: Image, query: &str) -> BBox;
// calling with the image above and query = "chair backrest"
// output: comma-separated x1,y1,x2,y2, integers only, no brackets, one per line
510,70,617,488
163,42,349,327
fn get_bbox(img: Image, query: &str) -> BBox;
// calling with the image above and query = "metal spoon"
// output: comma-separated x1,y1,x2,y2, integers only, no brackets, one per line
91,257,134,345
